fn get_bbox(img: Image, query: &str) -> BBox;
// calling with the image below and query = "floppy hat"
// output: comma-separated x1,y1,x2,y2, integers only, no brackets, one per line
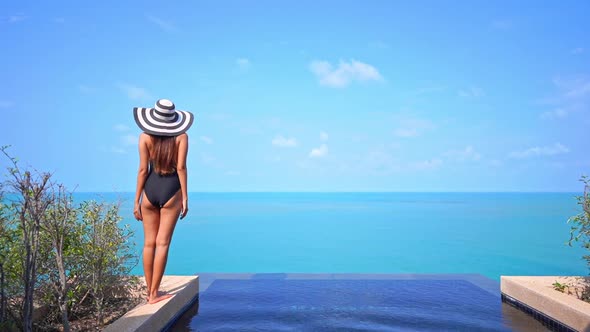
133,99,194,136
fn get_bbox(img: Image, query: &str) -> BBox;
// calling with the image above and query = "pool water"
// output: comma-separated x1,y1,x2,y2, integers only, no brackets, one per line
168,273,551,331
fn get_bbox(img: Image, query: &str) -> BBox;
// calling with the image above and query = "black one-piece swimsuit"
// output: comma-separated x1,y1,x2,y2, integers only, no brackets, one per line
144,161,181,208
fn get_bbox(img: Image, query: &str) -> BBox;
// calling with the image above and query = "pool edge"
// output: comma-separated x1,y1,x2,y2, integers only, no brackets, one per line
103,275,199,332
501,276,590,332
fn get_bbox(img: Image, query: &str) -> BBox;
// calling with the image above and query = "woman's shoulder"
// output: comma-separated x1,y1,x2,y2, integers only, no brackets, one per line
175,133,188,142
139,132,151,142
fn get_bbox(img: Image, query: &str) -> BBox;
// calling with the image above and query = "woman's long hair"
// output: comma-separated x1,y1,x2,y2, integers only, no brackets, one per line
152,135,177,174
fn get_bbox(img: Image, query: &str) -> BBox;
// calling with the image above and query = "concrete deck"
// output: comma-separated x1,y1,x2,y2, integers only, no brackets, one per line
104,275,199,332
501,276,590,331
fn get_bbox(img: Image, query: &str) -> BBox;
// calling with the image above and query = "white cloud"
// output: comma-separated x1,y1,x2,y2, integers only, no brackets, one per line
309,59,383,88
345,147,444,175
236,58,250,69
199,153,224,169
111,147,126,154
146,15,176,32
117,83,152,101
201,153,216,165
272,135,298,147
540,108,568,119
121,134,137,146
0,101,14,108
509,143,569,159
444,146,481,162
106,131,136,154
320,131,329,141
5,15,27,23
113,124,130,132
538,76,590,119
200,136,213,144
553,76,590,99
571,47,585,55
458,87,485,98
393,117,434,138
309,144,328,158
564,82,590,99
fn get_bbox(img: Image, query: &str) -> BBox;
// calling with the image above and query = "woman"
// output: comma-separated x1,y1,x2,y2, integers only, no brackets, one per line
132,99,194,304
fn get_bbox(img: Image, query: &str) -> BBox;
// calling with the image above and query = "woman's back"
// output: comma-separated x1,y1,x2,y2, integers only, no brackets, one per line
145,134,185,175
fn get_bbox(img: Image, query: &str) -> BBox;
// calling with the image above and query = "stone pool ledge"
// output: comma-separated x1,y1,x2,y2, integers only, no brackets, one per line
501,276,590,331
104,275,199,332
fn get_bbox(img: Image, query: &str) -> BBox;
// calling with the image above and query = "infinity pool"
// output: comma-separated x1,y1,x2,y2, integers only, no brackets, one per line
168,273,551,331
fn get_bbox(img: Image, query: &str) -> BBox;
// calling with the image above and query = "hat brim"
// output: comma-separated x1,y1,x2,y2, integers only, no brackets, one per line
133,107,194,136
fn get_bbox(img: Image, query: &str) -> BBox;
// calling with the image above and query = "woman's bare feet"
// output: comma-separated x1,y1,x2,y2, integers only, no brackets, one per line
148,291,173,304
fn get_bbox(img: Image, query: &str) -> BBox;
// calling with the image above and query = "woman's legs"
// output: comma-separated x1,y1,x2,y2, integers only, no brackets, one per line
148,190,182,304
140,192,160,300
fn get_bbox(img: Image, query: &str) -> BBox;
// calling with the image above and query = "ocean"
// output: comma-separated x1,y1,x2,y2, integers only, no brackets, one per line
73,192,588,281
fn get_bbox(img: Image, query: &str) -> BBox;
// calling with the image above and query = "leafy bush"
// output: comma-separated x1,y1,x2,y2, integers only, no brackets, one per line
568,175,590,267
0,146,140,331
556,176,590,303
78,200,138,326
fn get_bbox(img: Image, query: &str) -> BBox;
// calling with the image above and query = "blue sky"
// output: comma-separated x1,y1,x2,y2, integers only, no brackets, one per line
0,1,589,192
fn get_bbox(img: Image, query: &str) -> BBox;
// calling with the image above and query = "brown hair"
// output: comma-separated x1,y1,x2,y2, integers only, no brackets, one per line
151,135,177,174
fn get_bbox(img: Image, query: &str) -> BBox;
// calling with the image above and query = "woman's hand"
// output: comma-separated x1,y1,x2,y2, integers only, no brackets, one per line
133,202,142,221
180,199,189,220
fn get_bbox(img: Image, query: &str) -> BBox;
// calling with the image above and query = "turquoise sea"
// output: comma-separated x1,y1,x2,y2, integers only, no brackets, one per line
79,192,586,281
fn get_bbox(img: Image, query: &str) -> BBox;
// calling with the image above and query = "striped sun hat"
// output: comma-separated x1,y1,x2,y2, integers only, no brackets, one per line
133,99,194,136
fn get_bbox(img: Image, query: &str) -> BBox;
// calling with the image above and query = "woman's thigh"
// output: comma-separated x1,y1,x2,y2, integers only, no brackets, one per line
141,192,161,244
156,190,182,245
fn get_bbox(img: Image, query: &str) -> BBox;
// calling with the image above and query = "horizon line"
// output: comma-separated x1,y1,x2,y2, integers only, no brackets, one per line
71,190,581,194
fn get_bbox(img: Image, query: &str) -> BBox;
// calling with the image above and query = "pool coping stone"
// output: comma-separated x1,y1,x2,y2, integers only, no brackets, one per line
103,275,199,332
501,276,590,332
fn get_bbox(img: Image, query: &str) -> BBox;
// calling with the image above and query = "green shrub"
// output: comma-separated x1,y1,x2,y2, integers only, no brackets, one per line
0,146,139,331
568,175,590,268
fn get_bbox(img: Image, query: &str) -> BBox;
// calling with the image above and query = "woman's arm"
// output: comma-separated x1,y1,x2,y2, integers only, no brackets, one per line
133,133,150,220
176,133,189,218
